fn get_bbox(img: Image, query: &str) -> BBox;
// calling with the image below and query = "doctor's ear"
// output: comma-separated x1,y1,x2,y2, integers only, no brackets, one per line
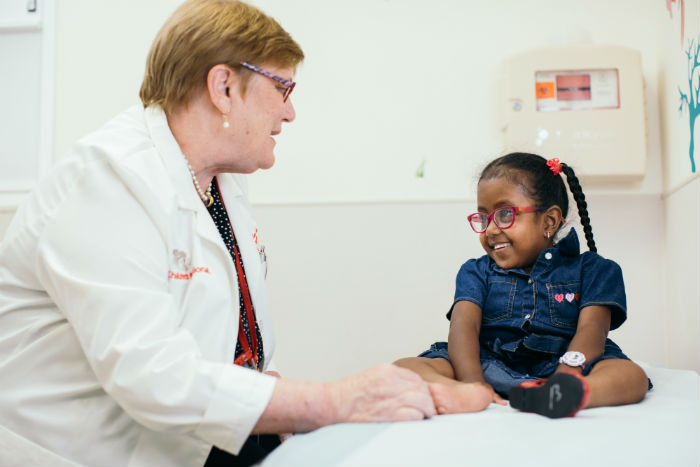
206,64,237,114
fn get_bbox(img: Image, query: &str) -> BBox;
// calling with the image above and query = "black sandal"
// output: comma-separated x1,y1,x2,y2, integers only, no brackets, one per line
508,372,590,418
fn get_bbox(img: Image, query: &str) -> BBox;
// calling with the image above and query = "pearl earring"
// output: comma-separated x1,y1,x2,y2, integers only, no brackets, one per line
546,231,551,239
222,114,230,129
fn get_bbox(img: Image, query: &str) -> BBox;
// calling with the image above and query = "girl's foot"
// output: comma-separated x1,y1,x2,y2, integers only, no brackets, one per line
508,372,590,418
427,382,492,414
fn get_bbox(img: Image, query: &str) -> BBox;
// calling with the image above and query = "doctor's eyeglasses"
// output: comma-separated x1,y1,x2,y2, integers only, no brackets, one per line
467,206,546,233
239,61,296,102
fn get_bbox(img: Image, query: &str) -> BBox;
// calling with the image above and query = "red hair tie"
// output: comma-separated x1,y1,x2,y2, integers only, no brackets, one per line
546,158,563,175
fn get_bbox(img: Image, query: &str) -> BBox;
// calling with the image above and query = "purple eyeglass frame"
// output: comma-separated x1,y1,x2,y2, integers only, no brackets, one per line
239,61,296,102
467,206,547,233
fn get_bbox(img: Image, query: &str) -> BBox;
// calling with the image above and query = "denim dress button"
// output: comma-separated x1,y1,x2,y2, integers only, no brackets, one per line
545,252,553,260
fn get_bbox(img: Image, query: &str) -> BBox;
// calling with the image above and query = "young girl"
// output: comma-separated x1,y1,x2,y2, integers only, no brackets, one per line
396,152,650,418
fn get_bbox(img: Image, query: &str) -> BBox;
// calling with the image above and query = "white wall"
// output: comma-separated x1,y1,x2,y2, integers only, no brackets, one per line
0,0,697,378
52,0,181,159
658,0,700,372
49,0,665,198
247,0,664,203
663,180,700,371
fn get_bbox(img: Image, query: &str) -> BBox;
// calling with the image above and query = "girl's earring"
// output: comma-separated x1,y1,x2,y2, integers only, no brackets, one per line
546,231,551,239
222,114,230,129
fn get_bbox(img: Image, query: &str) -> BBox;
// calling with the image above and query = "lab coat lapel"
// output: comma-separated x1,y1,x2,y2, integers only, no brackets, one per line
144,105,226,249
143,105,272,361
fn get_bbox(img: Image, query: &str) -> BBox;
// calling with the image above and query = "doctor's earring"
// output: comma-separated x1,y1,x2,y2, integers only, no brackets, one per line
222,114,230,129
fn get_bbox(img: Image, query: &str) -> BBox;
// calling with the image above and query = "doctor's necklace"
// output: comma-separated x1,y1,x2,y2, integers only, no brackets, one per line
184,157,213,207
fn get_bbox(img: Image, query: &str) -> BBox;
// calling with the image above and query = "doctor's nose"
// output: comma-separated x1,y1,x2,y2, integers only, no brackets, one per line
283,99,296,123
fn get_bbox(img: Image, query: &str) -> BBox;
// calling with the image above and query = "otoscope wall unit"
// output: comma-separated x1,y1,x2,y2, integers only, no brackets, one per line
502,45,647,181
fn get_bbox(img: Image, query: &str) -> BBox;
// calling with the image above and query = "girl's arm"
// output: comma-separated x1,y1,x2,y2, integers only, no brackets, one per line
448,301,506,404
558,305,612,373
447,301,482,381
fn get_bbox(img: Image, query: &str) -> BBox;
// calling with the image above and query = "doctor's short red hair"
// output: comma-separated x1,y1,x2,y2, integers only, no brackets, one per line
139,0,304,114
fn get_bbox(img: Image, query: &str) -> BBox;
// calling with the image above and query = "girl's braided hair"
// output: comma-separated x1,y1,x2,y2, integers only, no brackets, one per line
479,152,597,252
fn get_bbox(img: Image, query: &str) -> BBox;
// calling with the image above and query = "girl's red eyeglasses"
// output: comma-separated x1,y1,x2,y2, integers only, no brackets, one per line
467,206,546,233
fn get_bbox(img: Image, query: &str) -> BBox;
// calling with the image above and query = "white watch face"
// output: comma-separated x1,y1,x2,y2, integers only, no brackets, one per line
562,351,586,366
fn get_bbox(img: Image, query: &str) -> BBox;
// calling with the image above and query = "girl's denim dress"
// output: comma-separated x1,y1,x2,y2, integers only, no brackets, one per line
420,228,632,396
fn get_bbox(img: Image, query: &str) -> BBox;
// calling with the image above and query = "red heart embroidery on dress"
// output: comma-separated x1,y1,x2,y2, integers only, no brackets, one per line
555,294,564,303
565,293,575,302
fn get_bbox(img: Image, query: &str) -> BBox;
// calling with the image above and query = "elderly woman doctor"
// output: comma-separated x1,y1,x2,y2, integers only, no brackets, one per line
0,1,439,466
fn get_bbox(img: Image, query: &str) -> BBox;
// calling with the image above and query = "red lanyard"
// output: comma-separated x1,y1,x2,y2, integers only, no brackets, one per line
213,179,261,371
231,237,260,370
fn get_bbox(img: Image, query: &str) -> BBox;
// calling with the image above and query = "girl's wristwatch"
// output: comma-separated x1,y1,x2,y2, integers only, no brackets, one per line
559,351,586,369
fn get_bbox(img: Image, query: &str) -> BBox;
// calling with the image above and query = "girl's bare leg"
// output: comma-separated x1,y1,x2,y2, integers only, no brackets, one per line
394,357,491,414
583,359,649,408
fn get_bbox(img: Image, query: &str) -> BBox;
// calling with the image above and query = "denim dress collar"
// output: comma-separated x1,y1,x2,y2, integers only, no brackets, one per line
490,227,581,278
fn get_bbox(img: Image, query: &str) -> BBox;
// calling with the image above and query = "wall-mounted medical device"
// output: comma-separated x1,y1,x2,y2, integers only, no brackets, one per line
502,45,646,180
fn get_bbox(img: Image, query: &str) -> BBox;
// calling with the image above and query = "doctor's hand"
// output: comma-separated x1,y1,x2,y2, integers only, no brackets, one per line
327,363,437,423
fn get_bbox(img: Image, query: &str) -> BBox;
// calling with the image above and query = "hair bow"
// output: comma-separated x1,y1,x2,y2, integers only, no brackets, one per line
546,158,563,175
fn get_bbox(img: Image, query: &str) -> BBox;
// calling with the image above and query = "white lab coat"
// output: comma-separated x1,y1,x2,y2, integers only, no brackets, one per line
0,105,278,466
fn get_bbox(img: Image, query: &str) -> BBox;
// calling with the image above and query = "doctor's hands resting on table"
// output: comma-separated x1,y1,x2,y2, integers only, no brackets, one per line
258,364,437,436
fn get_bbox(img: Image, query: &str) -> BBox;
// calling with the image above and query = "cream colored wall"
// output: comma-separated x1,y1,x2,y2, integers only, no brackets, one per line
247,0,663,203
51,0,665,199
662,181,700,371
255,194,667,381
51,0,180,160
0,0,696,380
